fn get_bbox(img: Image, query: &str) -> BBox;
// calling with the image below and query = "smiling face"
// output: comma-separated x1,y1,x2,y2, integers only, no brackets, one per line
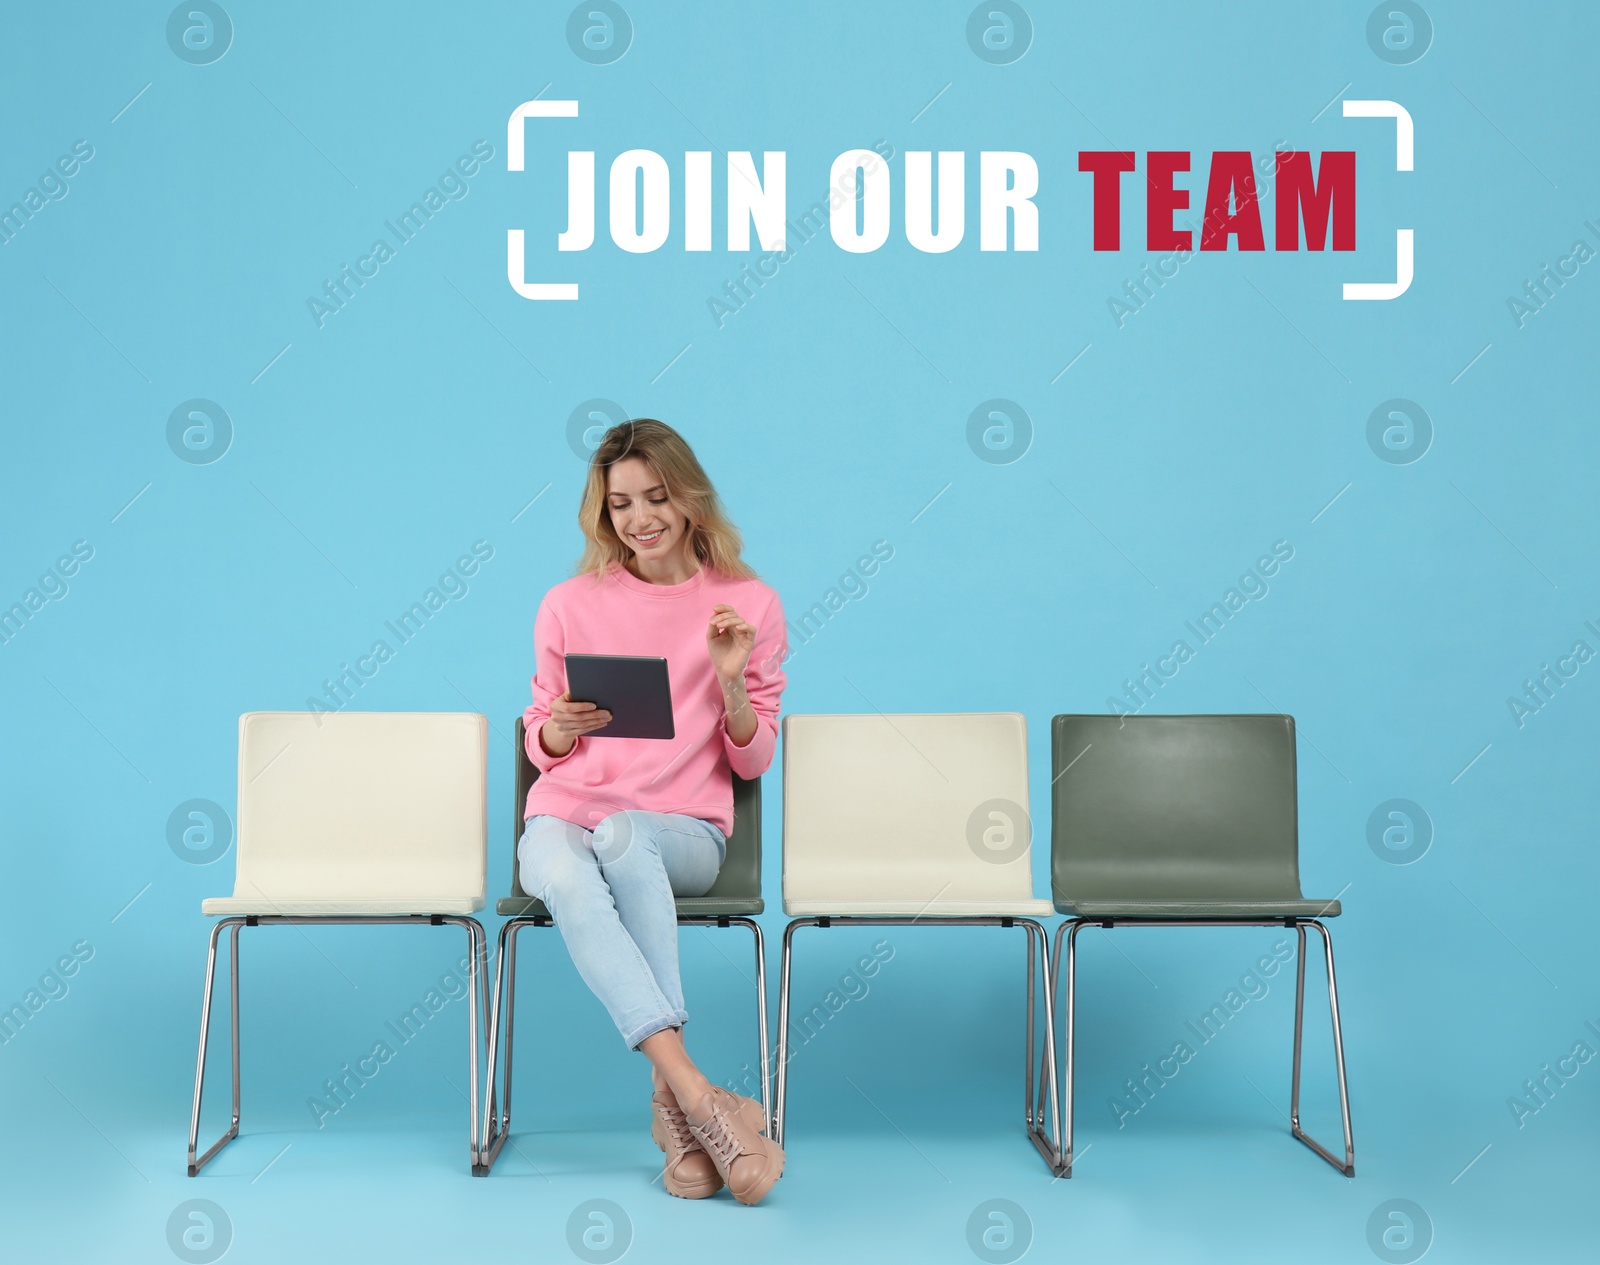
606,455,692,565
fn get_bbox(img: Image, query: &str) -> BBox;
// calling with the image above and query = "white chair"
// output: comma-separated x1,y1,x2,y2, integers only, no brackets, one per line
188,711,489,1175
774,712,1059,1168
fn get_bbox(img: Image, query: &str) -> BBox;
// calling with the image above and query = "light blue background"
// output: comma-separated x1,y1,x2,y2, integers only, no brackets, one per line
1,1,1594,1261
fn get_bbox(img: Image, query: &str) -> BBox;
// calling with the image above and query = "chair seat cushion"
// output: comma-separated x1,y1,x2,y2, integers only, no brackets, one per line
784,897,1054,917
496,895,765,919
1054,896,1341,919
202,896,484,916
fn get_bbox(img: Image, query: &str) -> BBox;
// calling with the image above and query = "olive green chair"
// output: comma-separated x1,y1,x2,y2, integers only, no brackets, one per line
476,717,769,1175
1049,713,1354,1178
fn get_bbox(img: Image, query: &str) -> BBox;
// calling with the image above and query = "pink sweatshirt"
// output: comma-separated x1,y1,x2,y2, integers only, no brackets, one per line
522,561,787,836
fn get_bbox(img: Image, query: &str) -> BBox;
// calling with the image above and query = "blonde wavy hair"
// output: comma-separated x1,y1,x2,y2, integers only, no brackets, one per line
576,419,756,580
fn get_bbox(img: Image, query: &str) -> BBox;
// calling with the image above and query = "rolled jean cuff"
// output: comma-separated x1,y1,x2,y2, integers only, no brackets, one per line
625,1008,690,1051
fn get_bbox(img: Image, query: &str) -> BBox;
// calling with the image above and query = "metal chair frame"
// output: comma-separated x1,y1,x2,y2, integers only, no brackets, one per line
774,915,1061,1171
188,913,488,1175
1051,915,1354,1178
476,718,769,1176
478,912,767,1175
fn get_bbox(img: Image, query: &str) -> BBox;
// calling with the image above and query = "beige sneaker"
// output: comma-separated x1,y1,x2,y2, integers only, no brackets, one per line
684,1086,785,1206
651,1087,723,1199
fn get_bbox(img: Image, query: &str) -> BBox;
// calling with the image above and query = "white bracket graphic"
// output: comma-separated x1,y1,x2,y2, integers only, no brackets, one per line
1343,228,1413,301
507,98,580,300
1341,98,1414,300
507,98,577,171
1344,99,1413,171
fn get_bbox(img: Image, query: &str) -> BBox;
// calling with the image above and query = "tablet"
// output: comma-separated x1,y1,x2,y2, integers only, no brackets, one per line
564,653,675,740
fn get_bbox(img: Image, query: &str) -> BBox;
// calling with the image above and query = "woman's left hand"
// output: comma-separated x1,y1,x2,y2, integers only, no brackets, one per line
706,604,756,684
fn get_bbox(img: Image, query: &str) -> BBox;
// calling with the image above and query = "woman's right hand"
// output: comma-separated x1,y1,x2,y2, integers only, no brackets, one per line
539,690,613,757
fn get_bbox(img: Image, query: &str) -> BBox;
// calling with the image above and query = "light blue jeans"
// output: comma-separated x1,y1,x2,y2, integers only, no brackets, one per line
517,810,726,1049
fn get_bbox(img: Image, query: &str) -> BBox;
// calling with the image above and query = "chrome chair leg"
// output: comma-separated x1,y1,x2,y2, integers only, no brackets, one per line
1020,918,1061,1169
1290,919,1356,1176
1026,921,1036,1128
1050,918,1085,1178
478,919,509,1173
479,918,531,1174
729,917,772,1133
772,917,811,1147
188,918,245,1176
445,916,487,1173
227,921,241,1141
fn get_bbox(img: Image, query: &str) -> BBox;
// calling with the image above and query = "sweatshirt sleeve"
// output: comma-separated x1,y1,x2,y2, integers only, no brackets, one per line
523,593,577,772
723,589,787,779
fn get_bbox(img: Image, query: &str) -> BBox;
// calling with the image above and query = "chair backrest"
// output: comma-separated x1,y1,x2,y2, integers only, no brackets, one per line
781,712,1036,910
234,711,487,905
510,717,761,900
1050,713,1305,904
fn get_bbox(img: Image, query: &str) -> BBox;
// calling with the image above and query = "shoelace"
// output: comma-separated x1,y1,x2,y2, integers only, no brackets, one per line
690,1103,745,1166
654,1098,700,1153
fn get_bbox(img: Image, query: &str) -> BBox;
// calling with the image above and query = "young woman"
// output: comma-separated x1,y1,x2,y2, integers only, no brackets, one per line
519,419,788,1205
